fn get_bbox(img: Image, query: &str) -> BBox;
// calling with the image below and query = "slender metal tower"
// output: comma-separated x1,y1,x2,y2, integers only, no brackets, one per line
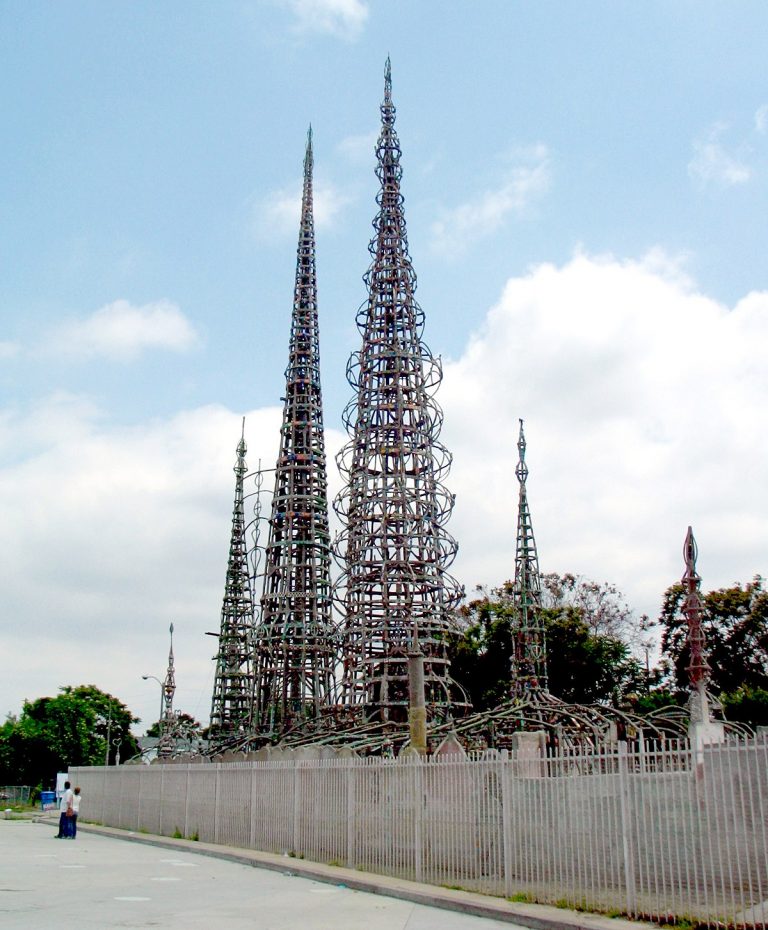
509,420,548,697
334,60,469,724
254,127,336,735
208,422,256,749
157,623,177,759
681,526,714,726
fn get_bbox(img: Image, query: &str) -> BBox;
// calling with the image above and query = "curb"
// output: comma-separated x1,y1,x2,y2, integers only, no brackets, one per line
67,821,652,930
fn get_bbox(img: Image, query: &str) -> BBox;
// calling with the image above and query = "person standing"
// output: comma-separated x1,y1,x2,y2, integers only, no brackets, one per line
70,787,81,839
56,781,73,838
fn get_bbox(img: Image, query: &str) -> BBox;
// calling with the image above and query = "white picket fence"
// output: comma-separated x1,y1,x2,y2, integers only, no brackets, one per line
71,737,768,927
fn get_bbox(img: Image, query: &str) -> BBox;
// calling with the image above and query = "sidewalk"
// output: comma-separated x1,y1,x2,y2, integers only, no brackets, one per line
65,818,650,930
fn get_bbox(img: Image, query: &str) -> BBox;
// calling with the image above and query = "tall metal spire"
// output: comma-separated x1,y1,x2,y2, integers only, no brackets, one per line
208,420,256,749
254,128,336,735
157,623,177,758
510,420,548,697
335,60,469,724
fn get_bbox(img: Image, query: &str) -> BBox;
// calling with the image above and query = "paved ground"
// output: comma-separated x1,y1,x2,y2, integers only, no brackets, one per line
0,819,525,930
1,818,652,930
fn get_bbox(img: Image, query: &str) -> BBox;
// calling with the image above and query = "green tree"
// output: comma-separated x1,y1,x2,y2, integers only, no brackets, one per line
544,606,644,704
657,576,768,729
659,576,768,695
721,686,768,729
449,581,643,709
450,590,516,710
59,685,140,764
145,712,201,739
0,685,140,786
541,572,651,649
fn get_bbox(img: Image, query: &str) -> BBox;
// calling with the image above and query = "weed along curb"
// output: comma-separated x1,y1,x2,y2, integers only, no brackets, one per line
72,821,654,930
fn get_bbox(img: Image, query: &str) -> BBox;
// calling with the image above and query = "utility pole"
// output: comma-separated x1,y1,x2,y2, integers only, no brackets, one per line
104,703,112,767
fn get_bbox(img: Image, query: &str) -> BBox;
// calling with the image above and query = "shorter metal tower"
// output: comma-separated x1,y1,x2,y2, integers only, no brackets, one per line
208,422,256,750
157,623,177,759
509,420,548,698
681,526,721,737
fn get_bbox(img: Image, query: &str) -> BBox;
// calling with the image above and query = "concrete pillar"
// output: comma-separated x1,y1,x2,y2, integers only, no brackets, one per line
407,647,427,756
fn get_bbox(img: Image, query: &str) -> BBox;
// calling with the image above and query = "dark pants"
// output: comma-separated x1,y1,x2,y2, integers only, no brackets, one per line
70,813,78,838
57,812,68,837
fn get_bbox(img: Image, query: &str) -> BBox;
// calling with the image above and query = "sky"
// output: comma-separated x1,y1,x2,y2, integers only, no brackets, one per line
1,0,766,734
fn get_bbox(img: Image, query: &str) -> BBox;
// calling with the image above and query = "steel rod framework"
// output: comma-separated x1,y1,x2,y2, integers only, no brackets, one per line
510,419,548,697
199,66,743,760
157,623,177,758
208,423,256,749
681,525,722,733
254,128,337,736
334,60,469,725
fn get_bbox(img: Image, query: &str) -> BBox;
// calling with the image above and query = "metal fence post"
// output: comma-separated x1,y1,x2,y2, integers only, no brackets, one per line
136,766,143,831
102,766,108,826
292,761,301,855
413,761,424,883
249,762,259,849
159,766,166,836
346,762,355,868
214,763,221,845
618,742,637,915
500,751,514,897
184,764,191,839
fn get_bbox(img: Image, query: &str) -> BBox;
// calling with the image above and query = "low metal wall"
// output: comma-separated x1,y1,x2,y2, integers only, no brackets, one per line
71,738,768,927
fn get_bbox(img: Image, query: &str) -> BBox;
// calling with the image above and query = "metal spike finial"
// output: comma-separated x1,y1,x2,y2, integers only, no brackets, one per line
515,419,529,484
303,124,313,177
384,56,392,102
235,418,247,475
684,525,698,577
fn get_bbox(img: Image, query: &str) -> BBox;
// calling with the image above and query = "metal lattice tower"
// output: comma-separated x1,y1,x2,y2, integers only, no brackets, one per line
157,623,177,758
509,420,548,697
208,422,256,748
254,128,336,735
681,525,714,724
334,60,469,724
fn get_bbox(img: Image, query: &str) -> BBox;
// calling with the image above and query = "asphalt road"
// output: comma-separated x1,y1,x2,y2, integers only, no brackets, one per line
0,820,523,930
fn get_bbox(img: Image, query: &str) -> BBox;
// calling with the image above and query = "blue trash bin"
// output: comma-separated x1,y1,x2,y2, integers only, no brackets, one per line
40,791,56,812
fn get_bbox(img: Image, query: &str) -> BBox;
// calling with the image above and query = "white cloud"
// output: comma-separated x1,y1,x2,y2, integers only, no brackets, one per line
0,396,346,726
40,300,200,362
282,0,368,40
3,253,766,724
256,180,352,237
754,104,768,135
440,251,768,626
431,145,551,256
0,340,20,359
688,123,752,187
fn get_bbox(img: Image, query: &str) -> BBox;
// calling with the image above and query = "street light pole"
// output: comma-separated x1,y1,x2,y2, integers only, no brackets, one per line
104,703,112,766
141,675,164,731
